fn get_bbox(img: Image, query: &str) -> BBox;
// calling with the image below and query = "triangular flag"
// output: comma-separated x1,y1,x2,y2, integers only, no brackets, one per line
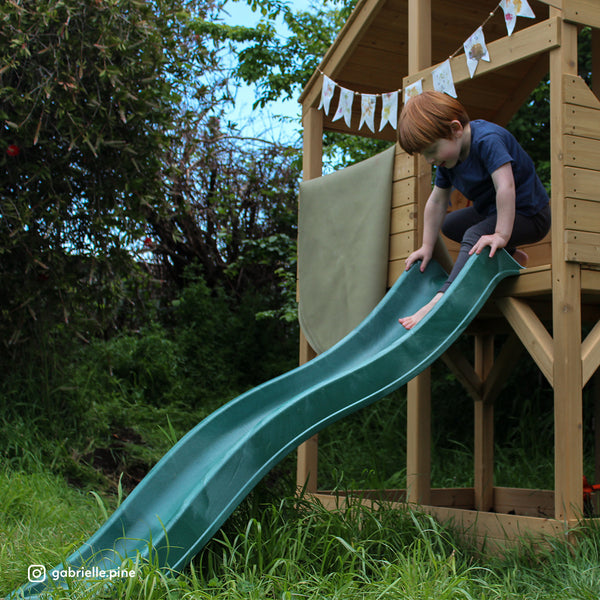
332,86,354,128
403,80,422,103
432,59,457,98
463,27,490,78
318,75,335,115
379,91,398,131
359,94,376,133
500,0,535,36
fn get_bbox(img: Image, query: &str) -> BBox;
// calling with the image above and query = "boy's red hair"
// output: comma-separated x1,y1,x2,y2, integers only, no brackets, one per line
398,91,470,155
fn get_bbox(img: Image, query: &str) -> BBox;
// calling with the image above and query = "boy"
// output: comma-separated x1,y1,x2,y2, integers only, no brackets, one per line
397,91,550,329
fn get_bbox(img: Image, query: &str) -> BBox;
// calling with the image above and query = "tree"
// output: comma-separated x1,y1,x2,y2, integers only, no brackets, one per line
0,0,234,344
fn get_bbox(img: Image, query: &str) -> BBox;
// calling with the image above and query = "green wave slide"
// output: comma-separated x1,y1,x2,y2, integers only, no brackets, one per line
13,249,520,599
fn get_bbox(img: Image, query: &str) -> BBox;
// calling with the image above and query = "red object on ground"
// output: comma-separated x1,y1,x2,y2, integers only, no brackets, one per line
6,144,20,157
583,476,600,501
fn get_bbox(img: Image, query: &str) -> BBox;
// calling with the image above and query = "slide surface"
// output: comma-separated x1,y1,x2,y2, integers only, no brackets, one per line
13,250,520,598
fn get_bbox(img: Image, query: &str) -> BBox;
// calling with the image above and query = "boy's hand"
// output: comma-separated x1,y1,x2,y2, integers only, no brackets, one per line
469,232,509,258
405,246,432,272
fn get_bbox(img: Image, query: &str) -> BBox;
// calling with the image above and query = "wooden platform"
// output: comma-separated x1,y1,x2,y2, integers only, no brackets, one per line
309,487,585,550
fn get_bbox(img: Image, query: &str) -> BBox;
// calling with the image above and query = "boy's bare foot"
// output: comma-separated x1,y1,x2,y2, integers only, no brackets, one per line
398,292,444,330
512,248,528,267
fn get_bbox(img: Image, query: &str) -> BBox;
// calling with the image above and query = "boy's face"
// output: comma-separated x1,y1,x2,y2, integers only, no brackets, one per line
421,120,468,169
421,137,461,169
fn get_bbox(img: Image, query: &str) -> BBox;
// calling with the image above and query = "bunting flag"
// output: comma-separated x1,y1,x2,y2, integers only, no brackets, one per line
500,0,535,36
379,91,398,131
316,1,535,120
403,79,423,102
319,75,335,115
432,59,457,98
332,86,354,128
359,94,377,132
463,27,490,78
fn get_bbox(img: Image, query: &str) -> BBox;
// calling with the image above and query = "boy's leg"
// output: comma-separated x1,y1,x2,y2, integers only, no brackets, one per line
439,214,496,292
441,206,485,243
439,205,551,292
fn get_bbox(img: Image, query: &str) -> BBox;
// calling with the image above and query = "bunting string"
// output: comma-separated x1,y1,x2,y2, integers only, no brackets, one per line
317,0,535,131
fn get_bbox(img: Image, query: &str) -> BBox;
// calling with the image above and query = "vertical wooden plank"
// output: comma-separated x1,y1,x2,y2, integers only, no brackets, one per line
297,106,323,494
592,28,600,99
408,0,431,73
301,107,323,181
406,371,431,505
474,335,495,512
549,11,583,522
594,372,600,484
406,0,432,507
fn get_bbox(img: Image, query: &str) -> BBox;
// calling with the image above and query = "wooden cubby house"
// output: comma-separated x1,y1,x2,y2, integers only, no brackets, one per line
296,0,600,546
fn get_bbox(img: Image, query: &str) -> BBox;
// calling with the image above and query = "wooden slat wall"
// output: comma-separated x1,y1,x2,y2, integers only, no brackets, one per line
388,144,418,285
563,75,600,266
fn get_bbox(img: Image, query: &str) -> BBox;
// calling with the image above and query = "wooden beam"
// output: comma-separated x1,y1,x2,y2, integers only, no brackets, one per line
406,371,431,505
595,371,600,484
302,107,323,181
404,18,560,90
408,0,430,73
406,0,432,509
593,28,600,99
536,0,562,9
550,11,583,522
441,346,483,402
582,319,600,387
474,335,495,512
299,0,388,110
296,106,323,494
563,0,600,29
482,334,525,404
296,330,319,493
496,297,554,386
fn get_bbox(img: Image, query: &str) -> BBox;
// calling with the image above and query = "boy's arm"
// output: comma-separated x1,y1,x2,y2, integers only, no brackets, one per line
406,185,451,271
470,162,515,257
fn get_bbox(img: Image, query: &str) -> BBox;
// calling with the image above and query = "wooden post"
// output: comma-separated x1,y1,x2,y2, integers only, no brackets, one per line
406,0,432,506
593,27,600,98
407,372,432,504
549,11,583,522
594,18,600,483
296,106,323,494
474,334,495,511
408,0,431,75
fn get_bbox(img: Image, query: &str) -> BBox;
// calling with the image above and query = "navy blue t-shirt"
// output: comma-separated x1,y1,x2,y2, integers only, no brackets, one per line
435,120,549,216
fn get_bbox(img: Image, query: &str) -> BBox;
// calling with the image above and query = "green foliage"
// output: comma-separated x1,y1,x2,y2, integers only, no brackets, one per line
0,0,178,343
233,0,358,108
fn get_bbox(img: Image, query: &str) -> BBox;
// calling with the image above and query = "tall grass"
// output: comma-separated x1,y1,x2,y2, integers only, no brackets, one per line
6,488,600,599
0,465,107,594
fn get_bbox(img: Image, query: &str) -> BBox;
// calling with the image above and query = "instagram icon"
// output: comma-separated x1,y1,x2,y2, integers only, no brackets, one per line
27,564,47,583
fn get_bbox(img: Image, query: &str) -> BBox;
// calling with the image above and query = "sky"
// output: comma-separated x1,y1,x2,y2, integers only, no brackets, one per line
220,0,310,146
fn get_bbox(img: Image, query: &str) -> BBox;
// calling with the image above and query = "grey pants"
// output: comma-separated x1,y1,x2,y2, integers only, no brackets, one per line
439,204,551,293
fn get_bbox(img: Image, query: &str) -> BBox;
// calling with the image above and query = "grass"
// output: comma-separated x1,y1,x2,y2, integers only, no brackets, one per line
5,482,600,599
3,327,600,598
0,465,107,594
